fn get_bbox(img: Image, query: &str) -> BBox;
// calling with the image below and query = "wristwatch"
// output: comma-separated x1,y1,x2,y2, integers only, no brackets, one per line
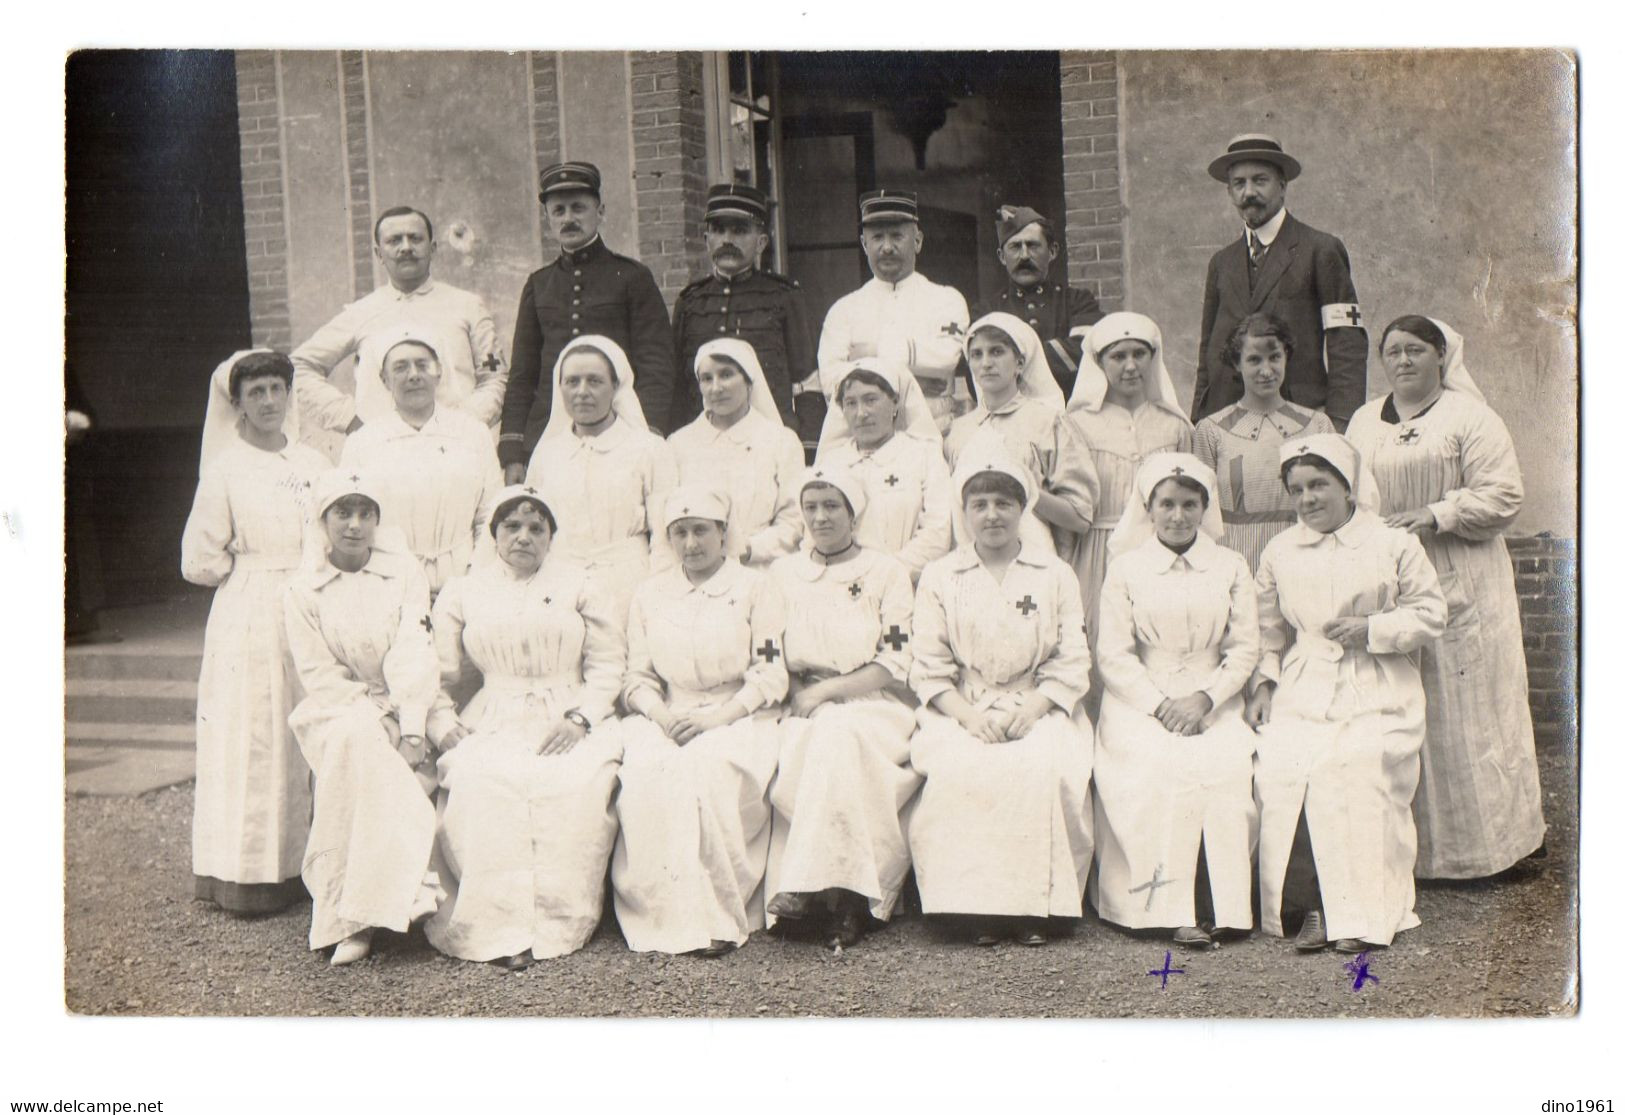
563,709,591,732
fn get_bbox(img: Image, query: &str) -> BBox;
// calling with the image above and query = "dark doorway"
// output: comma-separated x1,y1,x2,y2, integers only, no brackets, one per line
66,50,251,605
775,51,1064,331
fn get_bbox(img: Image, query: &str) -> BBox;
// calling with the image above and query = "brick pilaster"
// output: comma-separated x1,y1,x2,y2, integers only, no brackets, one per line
629,51,709,311
1507,536,1578,748
528,51,563,254
234,50,291,349
1059,51,1124,310
340,51,375,298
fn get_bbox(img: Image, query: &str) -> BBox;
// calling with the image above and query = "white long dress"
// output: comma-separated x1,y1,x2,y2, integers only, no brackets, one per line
284,549,455,950
816,431,953,581
181,438,326,908
1348,390,1545,878
612,559,788,953
669,408,805,567
424,558,626,962
766,549,922,923
1253,510,1446,945
526,419,677,623
339,408,500,594
908,546,1095,917
1092,532,1260,931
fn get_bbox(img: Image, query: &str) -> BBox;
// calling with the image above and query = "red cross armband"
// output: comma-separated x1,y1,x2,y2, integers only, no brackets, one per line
1321,303,1365,330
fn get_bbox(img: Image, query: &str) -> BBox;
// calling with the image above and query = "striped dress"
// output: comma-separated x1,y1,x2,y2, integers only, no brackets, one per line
1193,401,1335,575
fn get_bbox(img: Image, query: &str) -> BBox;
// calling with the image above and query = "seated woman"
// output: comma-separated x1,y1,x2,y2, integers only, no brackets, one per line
1193,312,1335,575
340,330,501,596
1245,434,1446,953
284,470,457,965
908,449,1095,947
1092,453,1259,950
1347,316,1545,879
182,349,326,914
765,464,921,950
612,487,788,956
1066,312,1194,652
425,485,627,970
668,338,806,568
814,360,952,582
946,312,1098,563
525,335,677,623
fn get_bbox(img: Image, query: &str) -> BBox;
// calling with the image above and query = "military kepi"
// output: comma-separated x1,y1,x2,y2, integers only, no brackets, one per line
1207,134,1302,183
539,160,602,200
706,182,770,224
995,204,1053,247
859,189,919,225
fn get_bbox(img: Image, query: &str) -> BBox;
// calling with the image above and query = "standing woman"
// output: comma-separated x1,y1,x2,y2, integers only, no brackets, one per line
613,487,788,956
525,335,677,622
1246,434,1446,953
815,360,952,582
1067,313,1194,646
1092,454,1259,950
284,470,458,965
1192,313,1335,574
426,486,626,969
340,330,501,596
182,350,326,914
668,338,805,567
1347,316,1544,878
908,450,1095,946
946,312,1099,562
765,465,921,950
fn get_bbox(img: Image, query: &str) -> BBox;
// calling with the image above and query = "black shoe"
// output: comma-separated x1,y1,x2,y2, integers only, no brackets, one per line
827,908,866,951
1294,910,1328,952
492,951,533,971
696,939,737,958
1173,925,1213,949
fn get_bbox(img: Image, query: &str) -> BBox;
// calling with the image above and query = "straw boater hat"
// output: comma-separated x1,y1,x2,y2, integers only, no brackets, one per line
1207,134,1303,183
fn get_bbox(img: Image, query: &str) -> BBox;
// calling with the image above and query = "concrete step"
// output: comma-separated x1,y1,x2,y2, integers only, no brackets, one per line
65,678,198,725
66,722,196,751
65,649,204,681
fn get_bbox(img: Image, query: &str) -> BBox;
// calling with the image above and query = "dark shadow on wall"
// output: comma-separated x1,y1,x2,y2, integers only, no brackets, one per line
66,49,251,605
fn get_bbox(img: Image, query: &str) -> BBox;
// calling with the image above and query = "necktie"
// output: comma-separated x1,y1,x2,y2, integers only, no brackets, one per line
1249,232,1267,267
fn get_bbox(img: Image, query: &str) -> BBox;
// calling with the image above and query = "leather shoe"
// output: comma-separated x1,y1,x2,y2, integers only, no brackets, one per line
1294,910,1328,952
767,892,812,920
827,908,866,951
1015,928,1048,947
330,929,374,967
1173,925,1213,949
697,939,737,958
1334,938,1378,954
492,951,533,971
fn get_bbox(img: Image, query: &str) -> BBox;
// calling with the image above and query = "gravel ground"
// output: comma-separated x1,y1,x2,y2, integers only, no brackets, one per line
64,742,1576,1019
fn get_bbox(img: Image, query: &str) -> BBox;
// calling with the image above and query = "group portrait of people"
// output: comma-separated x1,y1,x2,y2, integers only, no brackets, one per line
178,130,1547,972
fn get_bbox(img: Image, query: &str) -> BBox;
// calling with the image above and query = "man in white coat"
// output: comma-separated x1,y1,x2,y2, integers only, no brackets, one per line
817,190,970,434
292,205,509,435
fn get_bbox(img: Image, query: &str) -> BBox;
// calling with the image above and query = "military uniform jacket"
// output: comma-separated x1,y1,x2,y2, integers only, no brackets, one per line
974,279,1104,400
1192,212,1367,426
670,268,813,430
499,236,675,467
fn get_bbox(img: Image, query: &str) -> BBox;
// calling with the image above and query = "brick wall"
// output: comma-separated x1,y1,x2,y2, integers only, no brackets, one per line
235,50,292,350
340,51,374,298
1507,535,1578,748
629,52,709,311
529,52,562,254
1058,51,1125,312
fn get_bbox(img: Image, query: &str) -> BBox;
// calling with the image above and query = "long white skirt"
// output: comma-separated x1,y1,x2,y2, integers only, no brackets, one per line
191,564,311,889
290,703,441,950
611,713,779,953
427,723,623,962
1092,693,1257,930
765,696,922,924
1254,706,1424,946
909,704,1095,918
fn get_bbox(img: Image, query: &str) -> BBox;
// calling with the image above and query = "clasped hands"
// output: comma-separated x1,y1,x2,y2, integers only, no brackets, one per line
960,691,1056,744
1153,692,1214,737
649,700,745,745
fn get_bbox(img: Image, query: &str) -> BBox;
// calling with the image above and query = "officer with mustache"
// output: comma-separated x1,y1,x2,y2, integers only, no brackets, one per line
499,161,676,483
1191,134,1367,431
669,183,814,440
974,205,1104,401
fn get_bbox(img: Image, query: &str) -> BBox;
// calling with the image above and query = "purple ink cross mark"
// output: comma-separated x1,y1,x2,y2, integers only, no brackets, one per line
881,625,909,651
756,638,780,663
848,582,863,599
1344,951,1379,991
1147,951,1185,990
1128,864,1176,911
1397,428,1421,445
1015,595,1038,616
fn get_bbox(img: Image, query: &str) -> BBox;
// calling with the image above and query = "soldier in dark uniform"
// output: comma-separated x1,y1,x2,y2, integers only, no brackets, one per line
973,204,1104,401
669,183,814,440
499,160,675,483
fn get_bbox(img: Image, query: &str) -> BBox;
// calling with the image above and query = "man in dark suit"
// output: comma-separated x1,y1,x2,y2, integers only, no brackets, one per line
669,183,814,434
499,161,675,482
974,204,1104,400
1191,135,1367,430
